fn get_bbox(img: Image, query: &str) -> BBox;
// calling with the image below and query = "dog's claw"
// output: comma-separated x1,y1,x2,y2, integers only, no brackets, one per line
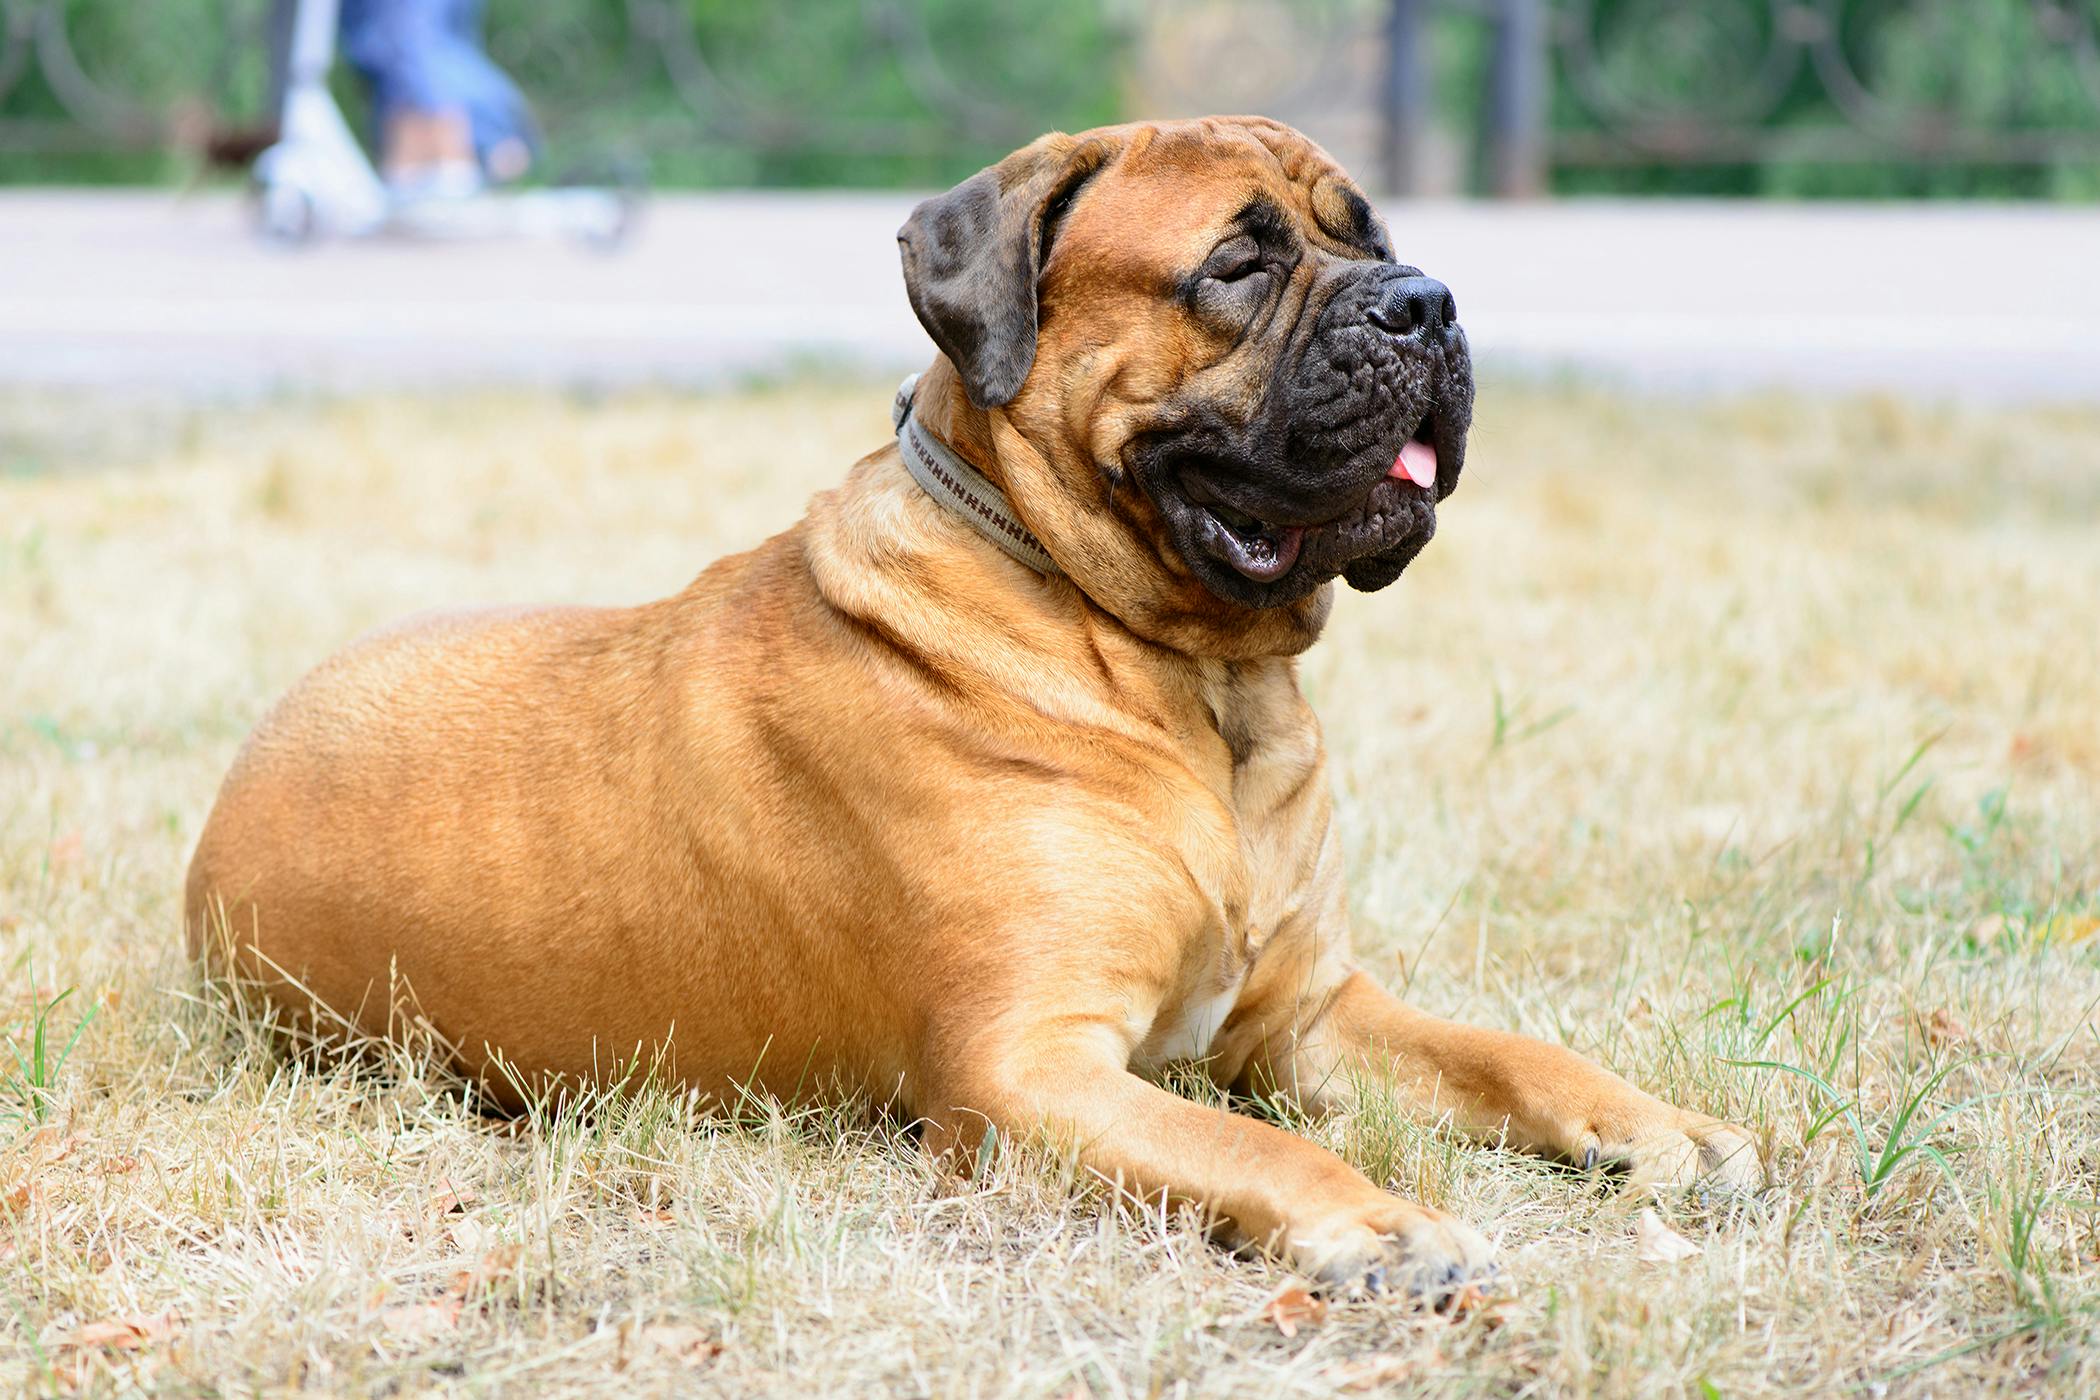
1581,1110,1767,1193
1310,1206,1497,1303
1428,1257,1502,1314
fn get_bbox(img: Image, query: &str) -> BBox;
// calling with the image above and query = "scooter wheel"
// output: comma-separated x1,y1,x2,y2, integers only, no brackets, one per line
577,189,641,253
257,183,319,246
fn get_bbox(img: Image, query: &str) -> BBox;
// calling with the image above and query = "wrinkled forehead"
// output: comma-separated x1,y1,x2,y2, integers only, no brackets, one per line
1055,121,1390,279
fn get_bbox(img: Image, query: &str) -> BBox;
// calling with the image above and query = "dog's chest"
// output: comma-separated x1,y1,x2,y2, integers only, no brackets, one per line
1132,660,1341,1072
1142,968,1251,1065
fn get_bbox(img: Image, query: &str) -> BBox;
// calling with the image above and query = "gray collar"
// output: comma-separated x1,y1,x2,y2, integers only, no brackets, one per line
892,374,1060,577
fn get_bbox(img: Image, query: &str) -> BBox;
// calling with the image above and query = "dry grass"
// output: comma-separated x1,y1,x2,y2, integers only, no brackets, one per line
3,379,2098,1396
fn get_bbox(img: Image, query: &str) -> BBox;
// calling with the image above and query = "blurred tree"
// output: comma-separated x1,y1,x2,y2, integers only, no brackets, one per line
488,0,1127,185
1551,0,2100,197
2,0,2095,196
0,0,1127,186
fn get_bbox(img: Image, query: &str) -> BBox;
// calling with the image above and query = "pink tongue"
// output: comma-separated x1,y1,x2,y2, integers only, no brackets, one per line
1391,439,1438,488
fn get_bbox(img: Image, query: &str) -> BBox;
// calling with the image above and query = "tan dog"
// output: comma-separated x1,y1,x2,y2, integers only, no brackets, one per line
187,116,1761,1297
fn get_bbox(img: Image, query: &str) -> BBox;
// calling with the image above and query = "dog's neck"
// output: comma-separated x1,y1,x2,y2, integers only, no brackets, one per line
896,358,1334,662
895,364,1059,576
902,360,999,478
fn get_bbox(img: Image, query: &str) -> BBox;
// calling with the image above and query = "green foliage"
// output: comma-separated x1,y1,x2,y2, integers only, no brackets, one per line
3,0,2095,196
1556,0,2100,198
3,959,95,1126
0,0,1128,188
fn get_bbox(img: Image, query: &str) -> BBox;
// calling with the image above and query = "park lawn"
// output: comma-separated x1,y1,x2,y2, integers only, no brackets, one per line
2,380,2097,1396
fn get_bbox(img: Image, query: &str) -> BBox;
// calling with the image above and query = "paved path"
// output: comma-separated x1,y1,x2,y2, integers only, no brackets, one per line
2,191,2095,401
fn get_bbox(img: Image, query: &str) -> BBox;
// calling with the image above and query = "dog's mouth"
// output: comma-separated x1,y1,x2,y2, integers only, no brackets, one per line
1127,259,1474,611
1196,500,1305,585
1148,395,1458,608
1186,413,1443,586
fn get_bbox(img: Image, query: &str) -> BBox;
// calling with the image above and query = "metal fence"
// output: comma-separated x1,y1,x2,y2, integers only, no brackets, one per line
1142,0,2100,195
4,0,2099,192
0,0,1118,178
1536,0,2100,176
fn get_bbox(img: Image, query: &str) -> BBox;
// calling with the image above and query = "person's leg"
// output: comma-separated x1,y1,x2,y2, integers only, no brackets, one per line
379,110,477,189
339,0,531,192
442,0,535,180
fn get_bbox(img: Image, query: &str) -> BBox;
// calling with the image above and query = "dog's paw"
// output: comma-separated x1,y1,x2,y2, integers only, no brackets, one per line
1578,1105,1764,1193
1295,1201,1497,1304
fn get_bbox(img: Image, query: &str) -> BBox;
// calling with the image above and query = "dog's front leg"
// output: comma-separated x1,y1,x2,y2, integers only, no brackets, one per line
1270,972,1764,1191
920,1024,1494,1297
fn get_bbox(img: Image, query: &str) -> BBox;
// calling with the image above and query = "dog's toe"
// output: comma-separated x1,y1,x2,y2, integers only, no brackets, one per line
1306,1203,1497,1303
1689,1118,1765,1191
1600,1111,1765,1193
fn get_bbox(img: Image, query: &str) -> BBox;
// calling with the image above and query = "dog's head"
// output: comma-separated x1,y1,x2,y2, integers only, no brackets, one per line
899,116,1471,657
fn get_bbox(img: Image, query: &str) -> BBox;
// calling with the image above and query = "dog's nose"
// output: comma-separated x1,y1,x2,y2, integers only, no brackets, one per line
1367,276,1457,339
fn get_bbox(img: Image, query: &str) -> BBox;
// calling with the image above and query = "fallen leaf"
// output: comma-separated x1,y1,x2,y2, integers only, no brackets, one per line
1926,1008,1970,1048
638,1322,723,1367
0,1130,81,1218
1326,1352,1419,1390
49,829,85,870
2038,913,2100,947
1440,1279,1495,1317
1635,1207,1702,1263
428,1181,478,1215
1260,1284,1328,1338
445,1216,494,1255
445,1242,522,1301
101,1155,140,1175
379,1299,461,1339
55,1310,177,1351
1974,912,2098,949
27,1125,83,1167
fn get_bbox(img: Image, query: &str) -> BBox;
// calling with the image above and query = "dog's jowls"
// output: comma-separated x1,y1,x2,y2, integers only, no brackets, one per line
188,116,1760,1298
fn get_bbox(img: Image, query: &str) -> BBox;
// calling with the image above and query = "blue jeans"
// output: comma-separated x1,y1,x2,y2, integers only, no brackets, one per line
339,0,536,166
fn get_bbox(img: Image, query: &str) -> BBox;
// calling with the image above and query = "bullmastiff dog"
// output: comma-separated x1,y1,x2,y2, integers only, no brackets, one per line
187,116,1762,1297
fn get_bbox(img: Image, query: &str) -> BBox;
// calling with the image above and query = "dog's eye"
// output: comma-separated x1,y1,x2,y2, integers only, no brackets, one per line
1203,237,1264,284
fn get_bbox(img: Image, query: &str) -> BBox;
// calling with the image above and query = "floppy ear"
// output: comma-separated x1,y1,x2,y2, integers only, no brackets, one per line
897,136,1109,409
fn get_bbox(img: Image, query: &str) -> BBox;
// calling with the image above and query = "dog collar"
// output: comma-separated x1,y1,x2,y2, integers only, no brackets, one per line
892,374,1060,577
